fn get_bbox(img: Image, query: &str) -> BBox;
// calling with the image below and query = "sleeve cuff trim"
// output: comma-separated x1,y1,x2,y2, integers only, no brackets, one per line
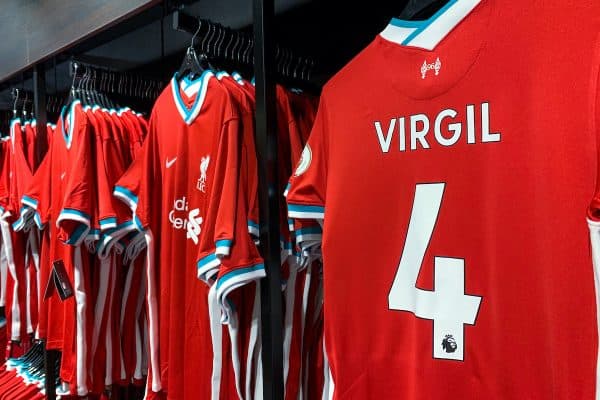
114,186,139,209
216,262,266,323
21,196,39,210
197,253,221,283
57,208,91,227
288,204,325,220
99,217,118,230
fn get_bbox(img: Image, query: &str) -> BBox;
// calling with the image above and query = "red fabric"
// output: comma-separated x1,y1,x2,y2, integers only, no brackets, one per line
287,1,600,398
115,74,262,399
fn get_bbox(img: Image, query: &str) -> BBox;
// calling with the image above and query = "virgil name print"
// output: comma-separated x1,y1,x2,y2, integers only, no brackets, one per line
374,102,501,153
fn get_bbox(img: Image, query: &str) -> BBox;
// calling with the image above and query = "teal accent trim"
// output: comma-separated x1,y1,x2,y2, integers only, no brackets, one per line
389,18,423,28
22,195,38,208
172,70,212,124
198,253,218,268
216,239,232,248
60,101,78,147
134,215,144,231
88,228,101,238
216,263,265,290
401,0,458,46
114,186,139,205
60,208,91,221
66,224,87,245
287,204,325,214
11,217,24,231
296,226,322,235
99,217,117,227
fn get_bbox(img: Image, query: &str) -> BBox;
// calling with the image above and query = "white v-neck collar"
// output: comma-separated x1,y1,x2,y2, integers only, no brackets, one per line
60,100,79,149
171,70,214,125
380,0,482,50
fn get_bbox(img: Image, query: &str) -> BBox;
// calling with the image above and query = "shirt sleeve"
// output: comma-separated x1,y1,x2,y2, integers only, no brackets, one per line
17,139,52,231
94,110,138,257
212,153,265,324
241,110,260,240
215,237,265,325
123,111,146,159
195,115,242,282
589,48,600,221
212,117,242,258
114,111,160,234
286,95,329,221
0,140,11,217
56,104,96,246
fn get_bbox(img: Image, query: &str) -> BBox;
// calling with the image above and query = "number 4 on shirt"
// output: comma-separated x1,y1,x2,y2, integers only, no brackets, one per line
388,183,482,361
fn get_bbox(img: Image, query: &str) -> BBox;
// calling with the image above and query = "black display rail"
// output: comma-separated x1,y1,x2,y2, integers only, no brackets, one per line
15,0,284,399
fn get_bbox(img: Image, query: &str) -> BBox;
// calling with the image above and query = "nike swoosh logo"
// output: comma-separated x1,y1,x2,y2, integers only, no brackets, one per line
60,172,66,180
166,157,177,169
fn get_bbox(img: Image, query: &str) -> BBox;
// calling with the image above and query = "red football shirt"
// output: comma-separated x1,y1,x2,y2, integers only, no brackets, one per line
20,101,94,395
115,71,263,400
287,1,600,398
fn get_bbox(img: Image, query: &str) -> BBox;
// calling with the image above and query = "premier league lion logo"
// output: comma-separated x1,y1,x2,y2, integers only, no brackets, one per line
442,334,457,354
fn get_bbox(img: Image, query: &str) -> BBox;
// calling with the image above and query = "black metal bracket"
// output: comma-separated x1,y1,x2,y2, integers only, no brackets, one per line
254,0,285,399
33,64,48,167
172,9,198,34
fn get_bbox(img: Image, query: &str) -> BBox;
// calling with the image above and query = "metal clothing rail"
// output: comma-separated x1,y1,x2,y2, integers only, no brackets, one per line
172,9,315,82
69,59,165,102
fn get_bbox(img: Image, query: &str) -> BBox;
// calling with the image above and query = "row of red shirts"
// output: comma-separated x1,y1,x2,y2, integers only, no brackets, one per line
1,71,324,399
0,108,150,397
109,70,322,400
0,119,52,347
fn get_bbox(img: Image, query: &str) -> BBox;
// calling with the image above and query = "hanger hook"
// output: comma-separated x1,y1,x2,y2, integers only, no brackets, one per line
70,62,79,97
12,89,19,118
191,18,202,50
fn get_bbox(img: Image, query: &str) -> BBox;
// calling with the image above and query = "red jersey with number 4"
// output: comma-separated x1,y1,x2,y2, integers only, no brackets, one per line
287,1,600,399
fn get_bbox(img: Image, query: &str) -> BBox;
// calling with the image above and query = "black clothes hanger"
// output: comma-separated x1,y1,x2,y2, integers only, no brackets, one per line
66,62,79,107
12,88,20,119
399,0,451,20
177,19,211,81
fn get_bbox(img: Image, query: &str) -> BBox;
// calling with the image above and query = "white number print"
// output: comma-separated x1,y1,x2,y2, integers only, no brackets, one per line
388,183,482,361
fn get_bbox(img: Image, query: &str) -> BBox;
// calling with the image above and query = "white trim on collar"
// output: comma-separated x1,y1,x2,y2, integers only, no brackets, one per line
171,70,215,125
380,0,482,50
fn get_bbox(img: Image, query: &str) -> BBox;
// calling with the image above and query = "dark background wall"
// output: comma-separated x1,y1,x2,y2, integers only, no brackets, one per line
0,0,159,82
0,0,409,109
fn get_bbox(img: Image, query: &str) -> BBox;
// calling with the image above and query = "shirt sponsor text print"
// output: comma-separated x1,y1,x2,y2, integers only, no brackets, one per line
421,57,442,79
169,196,203,244
197,155,210,192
